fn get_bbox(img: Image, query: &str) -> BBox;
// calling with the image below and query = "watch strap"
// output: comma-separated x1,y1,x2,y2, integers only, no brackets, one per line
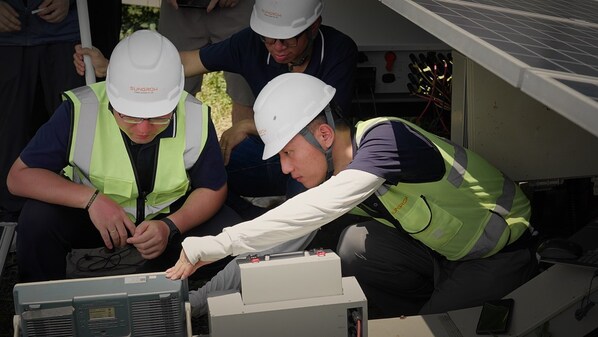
161,217,180,242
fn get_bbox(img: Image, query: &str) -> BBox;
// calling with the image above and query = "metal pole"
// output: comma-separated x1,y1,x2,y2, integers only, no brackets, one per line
76,0,96,84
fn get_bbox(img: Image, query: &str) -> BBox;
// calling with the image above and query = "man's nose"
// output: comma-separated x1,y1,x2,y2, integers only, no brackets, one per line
280,156,293,174
273,40,288,50
136,119,153,131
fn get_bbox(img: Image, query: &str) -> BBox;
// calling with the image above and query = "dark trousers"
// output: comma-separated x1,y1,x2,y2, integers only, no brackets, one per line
87,0,122,60
337,220,538,319
0,43,85,214
16,199,241,282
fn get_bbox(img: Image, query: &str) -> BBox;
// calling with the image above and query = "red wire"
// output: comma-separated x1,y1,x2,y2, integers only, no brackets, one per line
357,319,362,337
416,63,438,124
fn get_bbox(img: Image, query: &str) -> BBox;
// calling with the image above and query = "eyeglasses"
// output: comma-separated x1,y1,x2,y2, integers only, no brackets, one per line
117,113,173,125
260,30,305,48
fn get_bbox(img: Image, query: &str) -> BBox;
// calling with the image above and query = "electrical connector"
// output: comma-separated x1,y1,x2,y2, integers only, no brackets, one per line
347,308,363,337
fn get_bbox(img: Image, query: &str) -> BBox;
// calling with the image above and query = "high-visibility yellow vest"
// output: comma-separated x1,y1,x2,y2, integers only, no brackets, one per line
352,117,531,260
63,83,210,222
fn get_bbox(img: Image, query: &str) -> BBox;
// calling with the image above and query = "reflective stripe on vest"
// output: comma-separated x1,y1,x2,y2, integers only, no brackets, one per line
69,86,98,186
465,174,518,258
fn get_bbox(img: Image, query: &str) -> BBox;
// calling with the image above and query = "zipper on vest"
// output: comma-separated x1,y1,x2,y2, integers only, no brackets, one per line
122,133,146,225
136,143,159,224
136,192,146,225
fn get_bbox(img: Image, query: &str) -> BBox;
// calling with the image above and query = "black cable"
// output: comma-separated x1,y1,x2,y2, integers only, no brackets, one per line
75,245,140,273
369,84,377,118
575,269,598,321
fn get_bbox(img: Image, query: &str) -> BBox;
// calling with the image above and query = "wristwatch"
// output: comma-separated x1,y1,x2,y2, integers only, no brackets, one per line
161,217,181,243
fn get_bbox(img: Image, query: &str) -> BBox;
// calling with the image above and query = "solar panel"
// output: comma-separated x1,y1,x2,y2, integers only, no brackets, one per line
381,0,598,137
413,0,598,78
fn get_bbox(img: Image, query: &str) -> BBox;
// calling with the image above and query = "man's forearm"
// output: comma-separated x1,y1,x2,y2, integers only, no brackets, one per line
7,159,95,209
180,49,209,77
166,185,227,234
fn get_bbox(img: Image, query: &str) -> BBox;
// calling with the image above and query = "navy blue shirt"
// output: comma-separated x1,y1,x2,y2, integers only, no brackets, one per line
0,0,80,46
348,121,446,185
20,99,227,192
199,25,358,116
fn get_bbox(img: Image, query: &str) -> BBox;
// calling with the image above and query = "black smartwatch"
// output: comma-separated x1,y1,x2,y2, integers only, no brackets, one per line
161,217,181,243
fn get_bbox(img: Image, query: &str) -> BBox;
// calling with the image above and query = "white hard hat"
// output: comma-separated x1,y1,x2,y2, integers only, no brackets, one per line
106,30,184,118
250,0,323,39
254,73,336,160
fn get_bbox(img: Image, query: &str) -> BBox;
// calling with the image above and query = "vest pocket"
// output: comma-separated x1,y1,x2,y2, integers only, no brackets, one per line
147,181,189,206
406,196,464,258
399,195,432,234
101,176,135,198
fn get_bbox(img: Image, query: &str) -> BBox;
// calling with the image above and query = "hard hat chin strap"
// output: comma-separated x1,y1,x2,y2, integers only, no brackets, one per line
288,28,317,71
298,105,335,179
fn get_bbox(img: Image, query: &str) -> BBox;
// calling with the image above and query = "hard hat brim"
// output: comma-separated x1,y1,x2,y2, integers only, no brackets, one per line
106,67,184,119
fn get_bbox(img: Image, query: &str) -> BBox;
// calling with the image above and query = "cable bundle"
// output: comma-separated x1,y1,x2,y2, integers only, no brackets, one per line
407,52,452,136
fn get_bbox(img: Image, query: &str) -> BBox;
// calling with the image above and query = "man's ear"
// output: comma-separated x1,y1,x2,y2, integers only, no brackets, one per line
308,17,322,37
318,123,335,149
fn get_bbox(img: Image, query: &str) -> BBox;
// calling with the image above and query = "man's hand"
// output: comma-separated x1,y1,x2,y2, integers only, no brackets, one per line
219,118,254,165
73,44,109,78
126,219,170,259
36,0,69,23
166,249,212,280
87,192,137,250
0,2,20,33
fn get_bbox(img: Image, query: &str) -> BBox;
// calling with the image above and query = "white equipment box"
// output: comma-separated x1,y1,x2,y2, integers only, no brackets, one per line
207,249,367,337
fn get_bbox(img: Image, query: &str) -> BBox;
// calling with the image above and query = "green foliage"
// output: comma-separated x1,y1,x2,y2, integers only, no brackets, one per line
198,73,232,136
121,5,160,38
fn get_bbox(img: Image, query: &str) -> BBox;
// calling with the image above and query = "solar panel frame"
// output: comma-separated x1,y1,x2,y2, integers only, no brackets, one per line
454,0,598,23
521,69,598,133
